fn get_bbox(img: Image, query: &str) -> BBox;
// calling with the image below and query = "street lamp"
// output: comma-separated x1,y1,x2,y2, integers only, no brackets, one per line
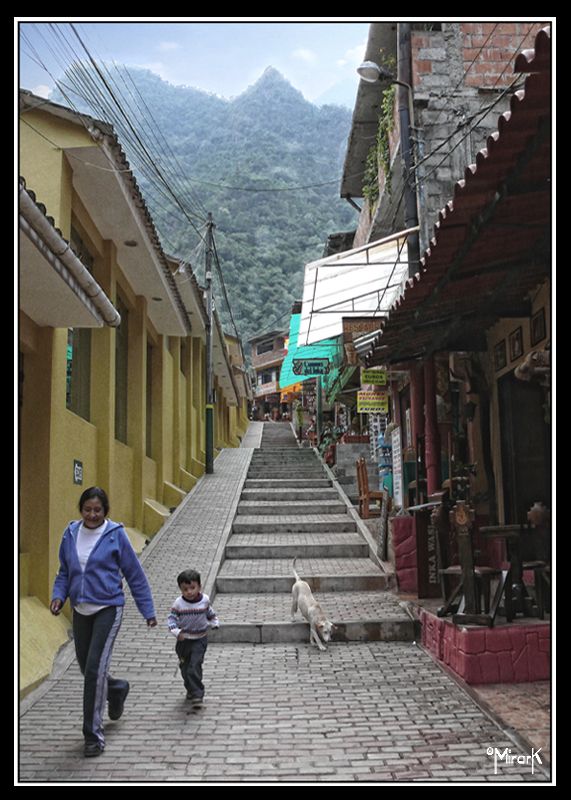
356,61,412,94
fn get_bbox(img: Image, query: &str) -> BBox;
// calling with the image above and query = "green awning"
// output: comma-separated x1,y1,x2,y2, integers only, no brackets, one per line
279,313,342,391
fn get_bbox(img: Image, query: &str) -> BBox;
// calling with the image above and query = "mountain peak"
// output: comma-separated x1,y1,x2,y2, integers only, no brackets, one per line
237,66,309,109
258,66,287,83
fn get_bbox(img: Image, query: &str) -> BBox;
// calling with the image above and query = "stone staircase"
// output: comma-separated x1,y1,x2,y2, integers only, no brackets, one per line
212,422,414,644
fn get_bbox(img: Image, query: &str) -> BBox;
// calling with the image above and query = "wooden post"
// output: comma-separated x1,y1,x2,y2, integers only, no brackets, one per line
450,501,477,614
424,356,441,495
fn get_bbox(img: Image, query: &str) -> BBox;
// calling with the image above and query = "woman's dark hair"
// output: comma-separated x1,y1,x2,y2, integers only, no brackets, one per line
177,569,201,586
78,487,110,515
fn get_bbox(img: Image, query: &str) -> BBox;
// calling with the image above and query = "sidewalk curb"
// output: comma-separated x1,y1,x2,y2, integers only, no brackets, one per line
140,448,254,600
416,640,552,777
320,453,395,585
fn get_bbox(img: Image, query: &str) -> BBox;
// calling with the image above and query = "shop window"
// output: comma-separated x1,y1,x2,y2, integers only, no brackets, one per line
66,228,94,421
256,339,274,356
114,295,129,444
66,328,91,420
146,342,153,459
180,339,190,378
259,369,275,385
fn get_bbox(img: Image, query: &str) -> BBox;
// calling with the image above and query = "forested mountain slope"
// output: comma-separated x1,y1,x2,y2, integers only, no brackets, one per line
53,66,355,342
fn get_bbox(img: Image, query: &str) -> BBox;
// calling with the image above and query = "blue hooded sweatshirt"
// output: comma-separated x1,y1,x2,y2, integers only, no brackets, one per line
52,520,156,620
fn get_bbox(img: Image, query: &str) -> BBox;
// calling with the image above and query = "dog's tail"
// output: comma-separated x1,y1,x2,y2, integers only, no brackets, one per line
292,557,301,582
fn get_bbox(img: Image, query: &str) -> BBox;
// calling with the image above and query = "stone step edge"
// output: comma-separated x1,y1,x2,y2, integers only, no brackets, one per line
208,618,415,644
216,574,388,593
225,543,369,559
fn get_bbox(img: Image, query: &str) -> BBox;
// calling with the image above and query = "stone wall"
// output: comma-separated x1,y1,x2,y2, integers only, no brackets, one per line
421,610,550,684
333,442,378,503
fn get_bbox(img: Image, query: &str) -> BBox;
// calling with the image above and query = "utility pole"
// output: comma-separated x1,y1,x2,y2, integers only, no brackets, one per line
205,212,215,474
397,22,420,279
316,375,323,447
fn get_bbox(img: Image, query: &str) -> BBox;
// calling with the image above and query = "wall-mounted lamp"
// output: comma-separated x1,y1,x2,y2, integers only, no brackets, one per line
356,61,412,94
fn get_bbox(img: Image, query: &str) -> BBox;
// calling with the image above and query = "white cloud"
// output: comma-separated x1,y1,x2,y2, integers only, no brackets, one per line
337,41,367,69
32,84,51,98
292,48,318,64
157,41,181,52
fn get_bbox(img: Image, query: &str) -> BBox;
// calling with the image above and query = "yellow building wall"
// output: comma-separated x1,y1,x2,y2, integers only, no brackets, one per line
19,105,248,695
112,441,135,525
20,109,82,236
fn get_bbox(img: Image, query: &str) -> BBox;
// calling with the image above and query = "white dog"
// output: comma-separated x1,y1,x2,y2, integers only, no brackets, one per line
291,558,336,651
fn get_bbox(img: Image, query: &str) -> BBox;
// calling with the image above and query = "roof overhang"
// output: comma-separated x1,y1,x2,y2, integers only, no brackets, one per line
19,91,190,337
170,256,208,339
67,141,189,336
363,27,551,366
212,312,240,406
19,180,120,328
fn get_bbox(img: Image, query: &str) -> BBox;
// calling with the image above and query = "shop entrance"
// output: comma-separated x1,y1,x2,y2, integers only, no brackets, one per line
498,371,550,523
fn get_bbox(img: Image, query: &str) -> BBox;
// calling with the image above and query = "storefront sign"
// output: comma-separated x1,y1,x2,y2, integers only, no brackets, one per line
292,358,330,376
392,428,403,509
361,368,387,386
357,390,389,414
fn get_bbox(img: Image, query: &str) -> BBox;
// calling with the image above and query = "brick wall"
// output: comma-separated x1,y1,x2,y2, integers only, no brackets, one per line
409,22,550,253
462,22,549,89
421,609,550,684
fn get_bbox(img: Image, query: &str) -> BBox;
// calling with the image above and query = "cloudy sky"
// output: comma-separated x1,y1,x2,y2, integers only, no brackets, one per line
18,18,372,108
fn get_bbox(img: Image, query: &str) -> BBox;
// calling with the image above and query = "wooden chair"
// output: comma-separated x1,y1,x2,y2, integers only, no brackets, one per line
356,457,383,519
437,501,509,627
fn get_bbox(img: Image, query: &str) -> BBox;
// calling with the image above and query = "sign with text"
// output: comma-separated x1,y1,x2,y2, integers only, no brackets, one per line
73,459,83,486
357,390,389,414
292,358,330,376
361,368,388,386
392,428,404,509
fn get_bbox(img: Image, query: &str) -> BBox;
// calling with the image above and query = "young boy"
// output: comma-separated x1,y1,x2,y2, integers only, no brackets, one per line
167,570,219,708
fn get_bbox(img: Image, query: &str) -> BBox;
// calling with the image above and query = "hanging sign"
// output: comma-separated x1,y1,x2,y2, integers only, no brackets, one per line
292,358,330,376
357,390,389,414
361,368,388,386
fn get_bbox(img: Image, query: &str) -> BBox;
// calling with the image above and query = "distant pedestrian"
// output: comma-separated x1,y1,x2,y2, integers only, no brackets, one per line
167,569,219,709
50,487,157,758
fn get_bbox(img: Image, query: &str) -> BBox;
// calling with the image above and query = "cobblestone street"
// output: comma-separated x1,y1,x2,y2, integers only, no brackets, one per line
19,429,551,784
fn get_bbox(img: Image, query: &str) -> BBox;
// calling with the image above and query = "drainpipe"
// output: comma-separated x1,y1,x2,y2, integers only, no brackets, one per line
19,182,121,327
397,23,421,279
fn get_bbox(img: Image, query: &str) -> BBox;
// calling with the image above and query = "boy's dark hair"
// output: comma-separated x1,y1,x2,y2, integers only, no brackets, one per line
177,569,201,586
79,486,110,515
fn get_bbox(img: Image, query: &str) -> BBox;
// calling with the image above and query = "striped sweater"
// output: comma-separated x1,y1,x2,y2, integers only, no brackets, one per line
167,593,219,639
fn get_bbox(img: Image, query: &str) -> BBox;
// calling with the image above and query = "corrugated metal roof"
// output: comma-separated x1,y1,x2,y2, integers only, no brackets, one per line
363,26,551,366
298,227,418,348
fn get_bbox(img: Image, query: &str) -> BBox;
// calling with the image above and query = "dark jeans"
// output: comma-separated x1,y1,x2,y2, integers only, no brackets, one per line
175,637,208,699
73,606,124,747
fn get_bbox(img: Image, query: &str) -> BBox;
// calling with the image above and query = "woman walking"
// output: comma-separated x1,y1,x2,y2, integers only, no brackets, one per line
50,487,157,757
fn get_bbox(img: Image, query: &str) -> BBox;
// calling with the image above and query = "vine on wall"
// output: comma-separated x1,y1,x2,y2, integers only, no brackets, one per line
362,84,396,208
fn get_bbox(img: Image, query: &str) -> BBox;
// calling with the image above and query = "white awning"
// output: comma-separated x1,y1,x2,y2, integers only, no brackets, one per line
298,227,419,346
